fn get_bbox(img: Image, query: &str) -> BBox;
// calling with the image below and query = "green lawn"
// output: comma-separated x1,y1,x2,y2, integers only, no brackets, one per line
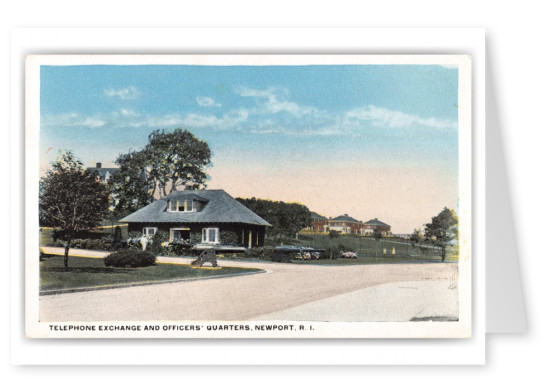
40,255,262,293
295,233,459,260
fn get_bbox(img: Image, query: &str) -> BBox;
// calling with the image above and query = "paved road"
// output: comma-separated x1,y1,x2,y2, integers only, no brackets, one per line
39,258,458,322
254,280,458,322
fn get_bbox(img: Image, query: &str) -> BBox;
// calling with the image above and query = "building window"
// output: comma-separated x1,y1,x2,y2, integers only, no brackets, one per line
143,227,157,238
202,227,219,244
169,200,194,212
170,228,191,243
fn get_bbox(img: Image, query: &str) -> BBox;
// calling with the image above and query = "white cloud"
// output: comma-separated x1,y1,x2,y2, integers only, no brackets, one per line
42,100,454,139
44,107,250,131
196,96,221,107
250,127,344,137
80,117,106,128
183,109,249,129
123,113,185,128
236,86,318,117
120,108,138,117
345,105,457,129
104,86,140,100
250,129,280,135
42,112,106,128
111,109,250,130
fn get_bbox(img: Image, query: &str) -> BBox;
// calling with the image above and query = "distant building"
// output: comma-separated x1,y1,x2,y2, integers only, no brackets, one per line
362,218,392,236
327,214,364,234
308,211,328,232
86,162,118,184
304,212,393,237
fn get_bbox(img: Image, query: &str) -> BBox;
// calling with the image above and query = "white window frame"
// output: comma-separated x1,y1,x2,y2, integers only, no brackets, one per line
201,227,219,244
169,227,191,242
143,226,157,238
169,199,194,212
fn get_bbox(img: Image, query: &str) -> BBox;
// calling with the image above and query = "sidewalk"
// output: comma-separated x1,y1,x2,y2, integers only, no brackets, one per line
41,246,111,258
41,246,196,265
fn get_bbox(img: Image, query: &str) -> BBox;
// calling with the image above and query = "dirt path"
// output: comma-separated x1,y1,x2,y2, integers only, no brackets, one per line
39,260,457,322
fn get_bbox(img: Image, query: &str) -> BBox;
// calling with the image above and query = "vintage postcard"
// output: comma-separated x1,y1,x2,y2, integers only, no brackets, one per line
25,54,472,338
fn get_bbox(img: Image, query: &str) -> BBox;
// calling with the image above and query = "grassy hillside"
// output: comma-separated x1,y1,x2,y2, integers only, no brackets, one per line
294,233,458,260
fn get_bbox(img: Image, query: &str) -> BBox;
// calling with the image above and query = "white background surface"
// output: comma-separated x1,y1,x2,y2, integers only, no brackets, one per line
2,0,548,389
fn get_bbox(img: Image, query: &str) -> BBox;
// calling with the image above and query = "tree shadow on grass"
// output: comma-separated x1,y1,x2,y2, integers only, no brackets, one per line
43,267,136,274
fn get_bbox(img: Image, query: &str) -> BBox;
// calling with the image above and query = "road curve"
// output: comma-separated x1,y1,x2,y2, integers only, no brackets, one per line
39,260,457,322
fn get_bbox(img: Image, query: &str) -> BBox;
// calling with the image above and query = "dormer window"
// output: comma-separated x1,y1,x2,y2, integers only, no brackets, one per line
169,199,194,212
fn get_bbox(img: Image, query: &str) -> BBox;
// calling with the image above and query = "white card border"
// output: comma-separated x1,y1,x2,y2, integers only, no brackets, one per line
11,27,485,365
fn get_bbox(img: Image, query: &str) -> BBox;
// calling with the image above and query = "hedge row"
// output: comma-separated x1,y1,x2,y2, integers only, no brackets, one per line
50,238,141,252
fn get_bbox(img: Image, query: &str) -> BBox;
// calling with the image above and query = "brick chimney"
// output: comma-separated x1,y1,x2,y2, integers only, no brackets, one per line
96,162,102,168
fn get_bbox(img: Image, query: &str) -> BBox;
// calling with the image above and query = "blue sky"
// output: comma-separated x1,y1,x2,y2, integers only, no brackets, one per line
40,64,458,233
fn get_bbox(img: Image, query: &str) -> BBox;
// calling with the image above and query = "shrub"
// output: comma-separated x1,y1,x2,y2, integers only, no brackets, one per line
128,231,142,239
85,239,102,250
220,230,239,246
164,242,193,256
245,246,275,260
190,232,202,244
149,230,169,255
324,246,339,259
53,239,66,248
104,249,156,268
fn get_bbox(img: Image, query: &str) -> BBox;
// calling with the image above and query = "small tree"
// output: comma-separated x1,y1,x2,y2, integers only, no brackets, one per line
113,226,122,242
410,228,422,248
328,230,340,259
424,207,458,262
373,227,383,241
373,227,383,257
39,151,110,270
149,230,169,255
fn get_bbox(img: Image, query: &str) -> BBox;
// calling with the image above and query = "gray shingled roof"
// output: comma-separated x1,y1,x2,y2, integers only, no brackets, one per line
364,218,390,227
310,211,327,220
331,214,361,223
120,190,271,226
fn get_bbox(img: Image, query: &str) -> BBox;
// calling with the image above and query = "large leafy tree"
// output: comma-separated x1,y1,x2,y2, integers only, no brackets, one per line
236,198,312,241
39,151,110,270
145,129,211,196
424,207,459,262
108,150,151,216
109,128,212,215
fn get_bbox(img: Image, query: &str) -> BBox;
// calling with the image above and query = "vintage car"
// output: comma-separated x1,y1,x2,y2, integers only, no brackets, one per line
273,245,325,262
